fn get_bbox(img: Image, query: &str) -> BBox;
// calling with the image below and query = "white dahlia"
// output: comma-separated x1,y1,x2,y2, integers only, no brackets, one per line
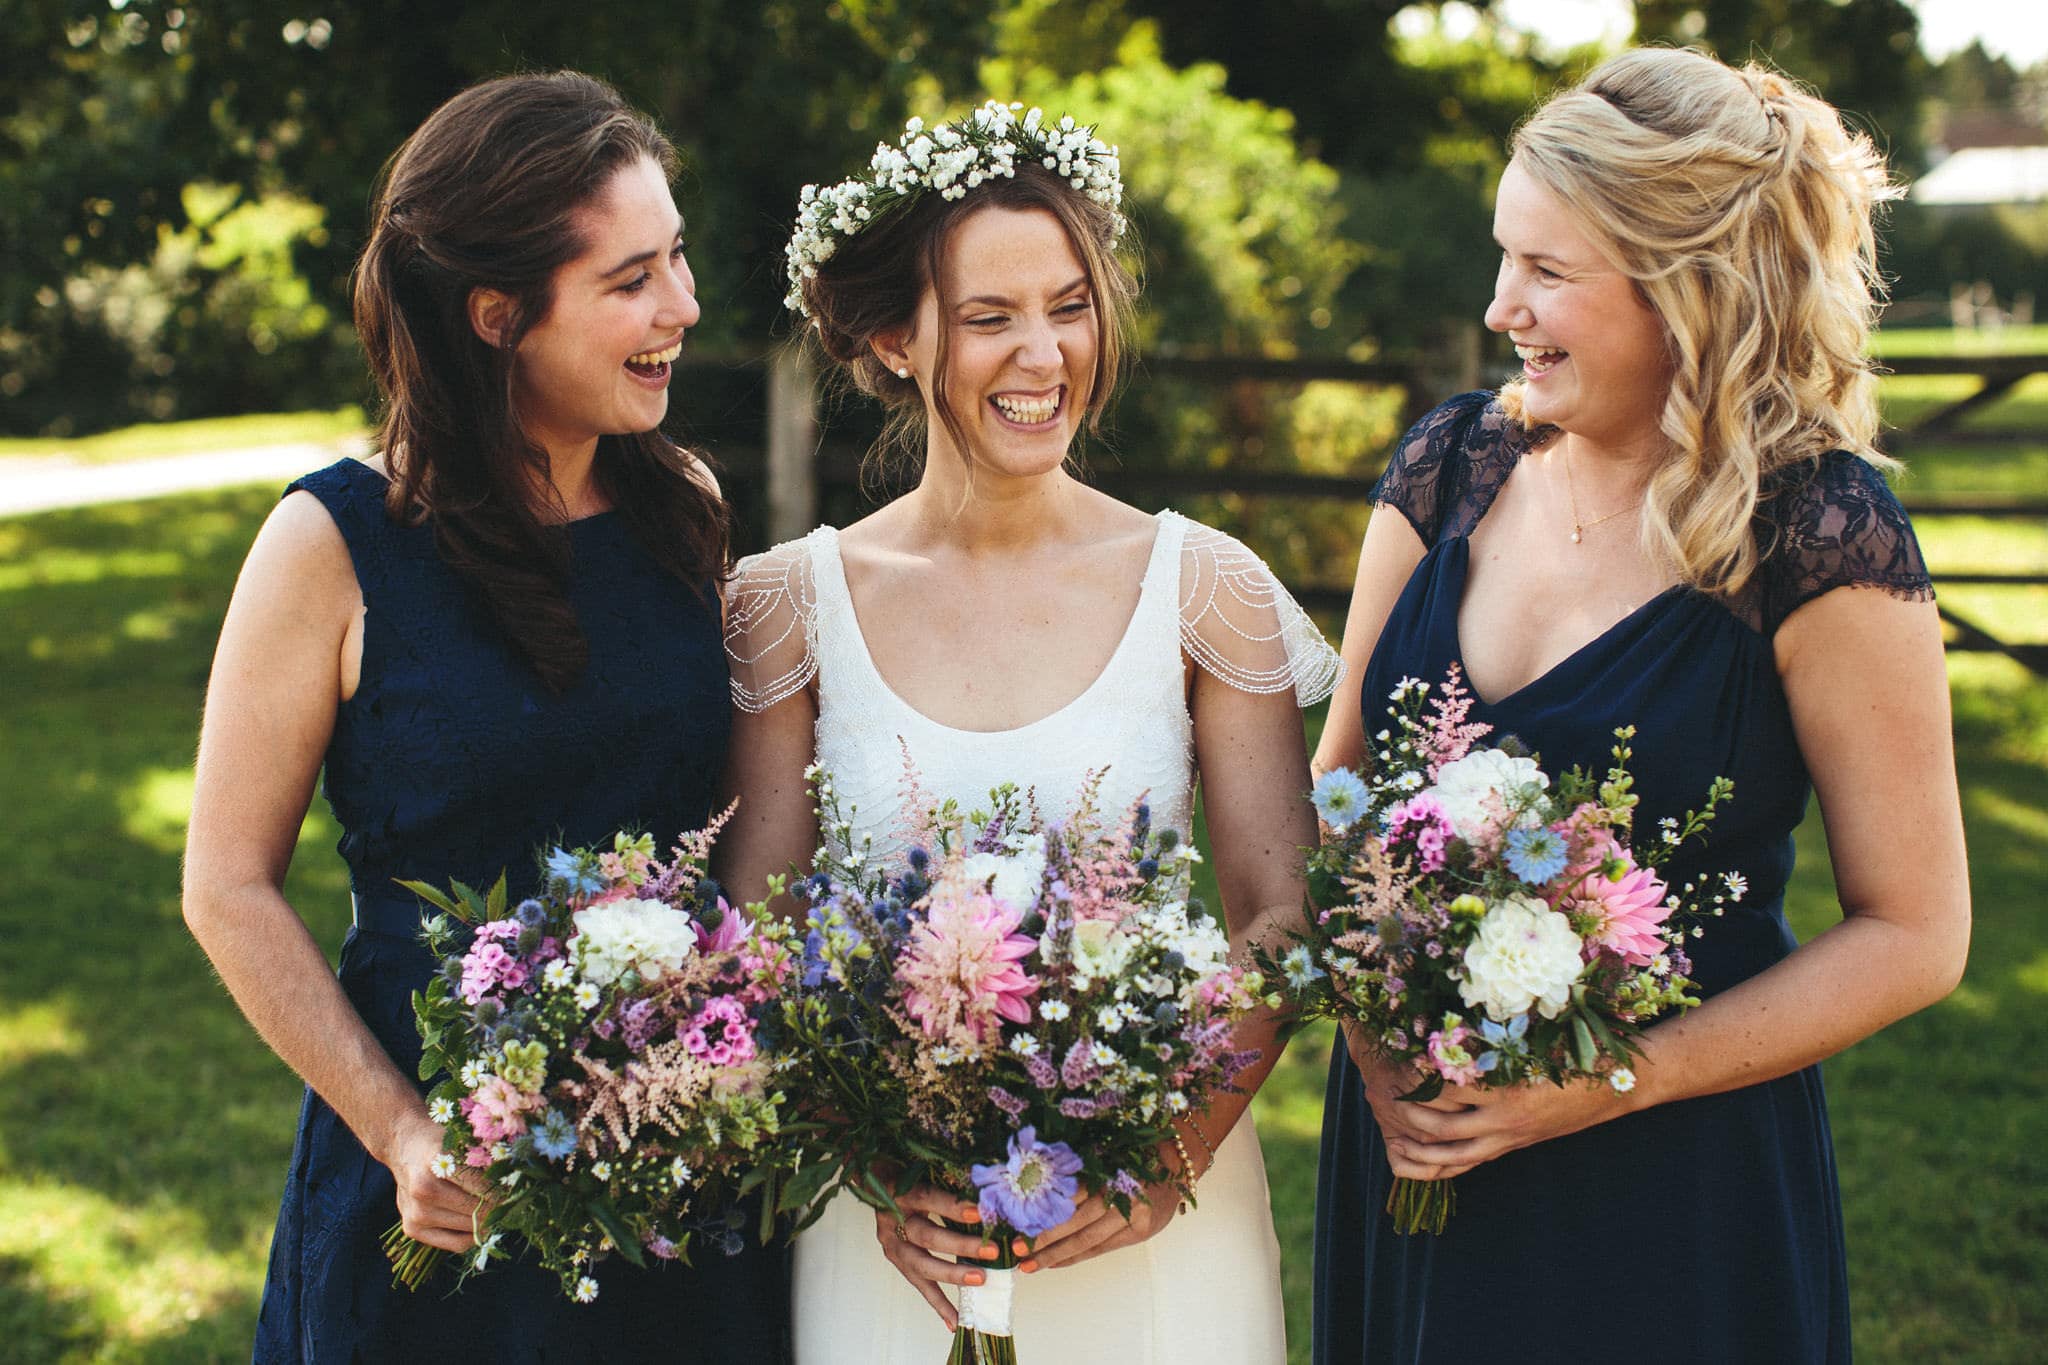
1457,894,1586,1021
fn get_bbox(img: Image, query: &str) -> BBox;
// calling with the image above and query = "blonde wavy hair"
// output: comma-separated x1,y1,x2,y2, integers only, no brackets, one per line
1498,47,1901,596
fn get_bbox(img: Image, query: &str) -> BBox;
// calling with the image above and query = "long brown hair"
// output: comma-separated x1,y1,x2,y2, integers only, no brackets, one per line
793,162,1137,489
353,70,727,691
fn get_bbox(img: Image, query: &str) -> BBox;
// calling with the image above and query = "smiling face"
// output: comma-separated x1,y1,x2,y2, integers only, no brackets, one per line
889,205,1100,480
1484,157,1673,451
504,155,700,462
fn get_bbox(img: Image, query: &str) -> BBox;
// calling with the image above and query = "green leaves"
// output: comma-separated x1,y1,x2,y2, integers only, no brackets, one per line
585,1196,646,1270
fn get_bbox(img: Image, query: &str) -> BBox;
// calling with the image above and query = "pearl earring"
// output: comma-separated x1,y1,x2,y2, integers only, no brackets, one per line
896,367,911,379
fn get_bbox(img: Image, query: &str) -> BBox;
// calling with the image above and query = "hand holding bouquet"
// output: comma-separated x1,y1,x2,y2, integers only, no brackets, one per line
384,813,801,1299
1268,666,1739,1233
781,765,1273,1363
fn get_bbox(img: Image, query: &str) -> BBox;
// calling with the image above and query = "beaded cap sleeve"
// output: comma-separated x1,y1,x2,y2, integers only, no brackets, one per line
1177,520,1344,706
1368,391,1533,545
725,532,827,713
1754,450,1935,634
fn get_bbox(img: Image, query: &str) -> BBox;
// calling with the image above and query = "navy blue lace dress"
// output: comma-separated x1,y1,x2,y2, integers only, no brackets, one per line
1312,394,1934,1365
254,457,790,1364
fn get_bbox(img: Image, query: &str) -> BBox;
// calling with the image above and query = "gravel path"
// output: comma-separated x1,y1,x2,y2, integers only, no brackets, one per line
0,440,367,518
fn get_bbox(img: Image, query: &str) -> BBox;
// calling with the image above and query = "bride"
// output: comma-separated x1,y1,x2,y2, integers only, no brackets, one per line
719,103,1338,1363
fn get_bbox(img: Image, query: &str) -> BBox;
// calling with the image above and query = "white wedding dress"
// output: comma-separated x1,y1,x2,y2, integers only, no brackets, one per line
726,510,1341,1365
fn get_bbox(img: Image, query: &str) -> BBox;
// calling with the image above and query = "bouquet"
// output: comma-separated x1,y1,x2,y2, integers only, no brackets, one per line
1267,666,1738,1233
780,764,1273,1364
383,813,802,1299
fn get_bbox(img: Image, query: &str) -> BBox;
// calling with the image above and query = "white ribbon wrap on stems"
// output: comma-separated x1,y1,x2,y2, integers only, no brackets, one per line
955,1267,1016,1336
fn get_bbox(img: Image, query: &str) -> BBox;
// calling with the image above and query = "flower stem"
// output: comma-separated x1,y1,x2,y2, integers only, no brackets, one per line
944,1220,1020,1365
380,1219,445,1290
1386,1176,1456,1235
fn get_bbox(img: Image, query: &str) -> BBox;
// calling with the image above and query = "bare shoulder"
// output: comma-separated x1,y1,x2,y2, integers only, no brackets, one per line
1077,484,1161,547
244,485,361,621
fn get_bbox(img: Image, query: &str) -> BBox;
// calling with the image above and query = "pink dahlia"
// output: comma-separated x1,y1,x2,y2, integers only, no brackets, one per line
693,897,752,954
1566,861,1672,966
899,889,1040,1046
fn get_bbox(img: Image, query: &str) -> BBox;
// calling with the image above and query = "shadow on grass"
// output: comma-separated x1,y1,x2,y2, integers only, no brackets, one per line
0,1254,100,1360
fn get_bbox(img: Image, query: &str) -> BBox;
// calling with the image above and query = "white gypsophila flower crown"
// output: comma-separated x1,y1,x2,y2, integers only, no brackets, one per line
784,99,1126,318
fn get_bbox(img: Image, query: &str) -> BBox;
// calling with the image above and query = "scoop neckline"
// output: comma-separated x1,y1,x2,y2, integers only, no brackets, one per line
337,456,620,530
814,513,1178,738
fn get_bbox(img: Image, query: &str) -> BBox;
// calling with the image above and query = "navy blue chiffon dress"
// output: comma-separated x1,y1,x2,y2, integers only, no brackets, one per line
1312,394,1933,1365
254,457,791,1363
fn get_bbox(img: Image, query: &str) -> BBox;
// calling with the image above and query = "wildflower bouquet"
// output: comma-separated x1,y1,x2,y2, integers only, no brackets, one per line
1268,666,1738,1234
382,814,801,1300
781,765,1273,1364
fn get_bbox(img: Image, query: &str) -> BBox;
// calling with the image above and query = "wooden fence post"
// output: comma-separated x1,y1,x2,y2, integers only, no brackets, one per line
1403,320,1486,426
766,347,819,542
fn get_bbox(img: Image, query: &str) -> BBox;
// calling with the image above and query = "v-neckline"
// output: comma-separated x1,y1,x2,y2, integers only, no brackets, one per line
816,514,1175,738
1444,536,1692,710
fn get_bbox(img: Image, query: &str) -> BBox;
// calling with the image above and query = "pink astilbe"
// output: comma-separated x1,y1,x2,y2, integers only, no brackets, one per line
1417,663,1493,780
898,885,1040,1047
1563,859,1673,966
572,1040,720,1158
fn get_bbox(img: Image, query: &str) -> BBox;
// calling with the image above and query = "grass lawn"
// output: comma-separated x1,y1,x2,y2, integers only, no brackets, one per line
2,375,2043,1362
0,409,367,465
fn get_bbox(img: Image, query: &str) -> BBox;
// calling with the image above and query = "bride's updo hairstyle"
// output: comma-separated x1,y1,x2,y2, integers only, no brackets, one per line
1499,47,1899,597
354,71,727,692
789,118,1137,482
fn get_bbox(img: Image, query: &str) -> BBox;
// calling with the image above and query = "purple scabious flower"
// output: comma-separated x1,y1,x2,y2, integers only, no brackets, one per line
1107,1169,1144,1198
971,1127,1083,1237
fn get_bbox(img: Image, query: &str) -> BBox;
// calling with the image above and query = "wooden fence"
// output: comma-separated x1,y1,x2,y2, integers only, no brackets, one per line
692,346,2048,675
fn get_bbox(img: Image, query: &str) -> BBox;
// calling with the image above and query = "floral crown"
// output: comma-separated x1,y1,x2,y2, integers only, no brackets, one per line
783,100,1126,318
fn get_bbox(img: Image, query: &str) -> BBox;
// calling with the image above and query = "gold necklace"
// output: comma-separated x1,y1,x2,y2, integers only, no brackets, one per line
1560,442,1641,544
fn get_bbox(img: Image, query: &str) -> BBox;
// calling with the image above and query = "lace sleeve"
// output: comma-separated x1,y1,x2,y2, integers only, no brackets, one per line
1178,522,1345,707
1758,451,1935,634
1369,391,1492,545
724,538,821,713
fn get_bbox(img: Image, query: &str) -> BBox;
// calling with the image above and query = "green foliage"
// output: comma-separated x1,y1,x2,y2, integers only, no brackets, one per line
995,24,1360,354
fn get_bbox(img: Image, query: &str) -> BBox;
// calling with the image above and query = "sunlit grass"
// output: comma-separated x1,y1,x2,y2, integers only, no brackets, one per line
0,407,366,465
3,367,2044,1362
1871,324,2048,357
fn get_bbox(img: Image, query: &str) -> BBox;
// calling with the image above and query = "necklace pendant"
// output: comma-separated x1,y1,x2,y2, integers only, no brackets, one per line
1570,527,1583,544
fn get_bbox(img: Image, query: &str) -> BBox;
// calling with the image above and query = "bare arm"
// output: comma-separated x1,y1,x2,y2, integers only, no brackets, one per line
714,686,821,909
1312,506,1427,777
1380,587,1971,1177
1032,664,1319,1270
182,491,484,1249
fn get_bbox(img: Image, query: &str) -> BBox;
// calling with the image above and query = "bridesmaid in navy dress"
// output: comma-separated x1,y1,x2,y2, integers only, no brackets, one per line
183,73,789,1362
1311,50,1970,1365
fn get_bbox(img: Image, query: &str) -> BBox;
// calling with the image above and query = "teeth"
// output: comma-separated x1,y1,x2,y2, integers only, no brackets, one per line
626,341,681,367
993,392,1059,423
1515,344,1566,362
